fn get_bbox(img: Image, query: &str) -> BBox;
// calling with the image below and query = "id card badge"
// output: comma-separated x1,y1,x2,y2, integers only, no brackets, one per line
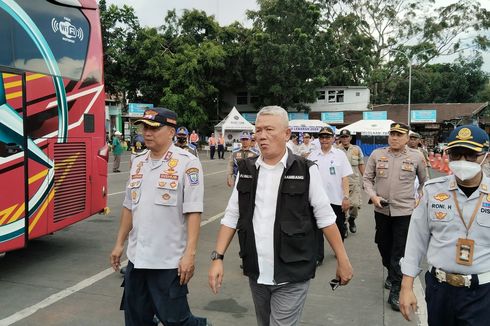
456,238,474,266
329,166,336,175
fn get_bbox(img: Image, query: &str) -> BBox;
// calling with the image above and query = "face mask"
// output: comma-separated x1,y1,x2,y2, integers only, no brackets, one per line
177,137,186,143
449,153,488,180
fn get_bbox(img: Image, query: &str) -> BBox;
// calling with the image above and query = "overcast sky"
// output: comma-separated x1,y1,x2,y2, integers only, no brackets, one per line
104,0,489,72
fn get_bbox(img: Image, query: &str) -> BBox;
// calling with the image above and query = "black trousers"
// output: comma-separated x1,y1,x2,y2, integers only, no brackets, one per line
425,271,490,325
374,212,410,288
209,145,216,159
122,261,207,326
217,144,225,159
317,204,346,262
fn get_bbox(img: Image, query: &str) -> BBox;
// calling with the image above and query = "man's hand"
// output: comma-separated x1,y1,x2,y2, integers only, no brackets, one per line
227,175,235,188
341,198,350,212
178,253,195,285
336,258,353,285
110,244,124,272
370,196,383,208
400,286,418,321
208,260,224,294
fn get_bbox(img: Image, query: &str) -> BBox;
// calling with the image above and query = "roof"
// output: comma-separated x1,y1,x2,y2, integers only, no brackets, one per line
215,107,255,131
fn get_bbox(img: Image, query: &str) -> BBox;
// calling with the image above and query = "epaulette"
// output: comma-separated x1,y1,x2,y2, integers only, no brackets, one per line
424,175,449,186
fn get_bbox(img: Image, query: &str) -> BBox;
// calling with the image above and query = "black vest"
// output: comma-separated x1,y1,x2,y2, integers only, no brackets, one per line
236,150,318,284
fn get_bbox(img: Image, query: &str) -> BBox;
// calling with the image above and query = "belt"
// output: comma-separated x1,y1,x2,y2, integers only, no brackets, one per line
430,267,490,288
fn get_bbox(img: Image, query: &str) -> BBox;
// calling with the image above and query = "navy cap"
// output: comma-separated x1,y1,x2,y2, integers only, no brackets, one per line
446,125,489,152
176,126,189,136
390,122,410,134
339,129,351,137
240,131,251,140
134,107,177,128
318,127,334,135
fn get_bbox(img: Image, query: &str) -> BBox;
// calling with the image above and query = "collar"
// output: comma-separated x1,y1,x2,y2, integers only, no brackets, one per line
388,145,407,155
255,149,288,169
144,144,175,162
448,174,490,194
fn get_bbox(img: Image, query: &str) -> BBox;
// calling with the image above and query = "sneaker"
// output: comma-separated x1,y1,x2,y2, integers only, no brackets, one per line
384,277,392,289
388,288,400,311
349,219,357,233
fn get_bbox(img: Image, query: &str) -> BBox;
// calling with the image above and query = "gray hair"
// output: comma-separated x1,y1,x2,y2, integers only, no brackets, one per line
256,106,289,128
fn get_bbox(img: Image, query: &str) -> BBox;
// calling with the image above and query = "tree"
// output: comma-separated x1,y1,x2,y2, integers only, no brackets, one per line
247,0,326,110
316,0,490,103
99,0,140,102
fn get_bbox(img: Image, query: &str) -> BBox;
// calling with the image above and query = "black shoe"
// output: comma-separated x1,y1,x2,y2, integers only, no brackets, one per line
343,224,349,239
316,259,324,267
384,277,392,289
388,288,400,311
349,219,357,233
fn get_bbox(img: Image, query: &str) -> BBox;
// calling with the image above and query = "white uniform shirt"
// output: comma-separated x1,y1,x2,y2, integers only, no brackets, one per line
123,145,204,269
221,150,337,285
401,175,490,276
309,147,353,205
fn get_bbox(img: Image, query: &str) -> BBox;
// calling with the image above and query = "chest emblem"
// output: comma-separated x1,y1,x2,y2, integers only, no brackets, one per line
166,158,179,174
435,212,447,220
434,193,450,202
162,193,171,201
170,181,177,188
158,181,166,187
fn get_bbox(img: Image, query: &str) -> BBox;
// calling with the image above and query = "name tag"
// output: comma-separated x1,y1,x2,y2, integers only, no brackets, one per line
284,175,304,180
240,174,253,179
456,238,474,266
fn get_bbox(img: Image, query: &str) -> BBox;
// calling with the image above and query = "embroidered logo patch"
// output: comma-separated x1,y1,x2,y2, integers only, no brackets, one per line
435,212,447,220
186,168,199,185
434,193,450,202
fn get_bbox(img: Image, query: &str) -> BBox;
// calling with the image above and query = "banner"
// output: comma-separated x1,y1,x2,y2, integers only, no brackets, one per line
321,112,344,124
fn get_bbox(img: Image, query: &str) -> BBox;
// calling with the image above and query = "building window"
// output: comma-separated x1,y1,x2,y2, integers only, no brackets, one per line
236,92,248,105
250,94,258,104
317,90,325,100
328,90,344,103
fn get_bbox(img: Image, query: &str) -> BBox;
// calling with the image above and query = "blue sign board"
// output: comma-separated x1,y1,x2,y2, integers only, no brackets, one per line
411,110,436,123
242,113,257,123
321,112,344,124
363,111,387,120
288,112,308,120
128,103,154,116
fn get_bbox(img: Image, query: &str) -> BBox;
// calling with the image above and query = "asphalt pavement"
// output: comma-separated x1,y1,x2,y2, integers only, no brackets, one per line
0,150,427,326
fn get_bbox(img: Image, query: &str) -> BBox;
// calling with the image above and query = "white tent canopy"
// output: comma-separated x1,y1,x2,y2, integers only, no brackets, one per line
214,107,255,146
338,119,394,136
289,119,329,133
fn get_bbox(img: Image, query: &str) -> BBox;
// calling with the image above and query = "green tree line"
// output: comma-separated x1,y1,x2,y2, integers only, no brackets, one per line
99,0,490,129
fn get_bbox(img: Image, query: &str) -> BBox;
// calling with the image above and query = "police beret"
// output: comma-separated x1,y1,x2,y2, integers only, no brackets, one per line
446,125,489,152
134,107,177,128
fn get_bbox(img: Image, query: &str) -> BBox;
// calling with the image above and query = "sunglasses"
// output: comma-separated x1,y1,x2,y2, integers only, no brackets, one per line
329,278,341,291
447,150,486,162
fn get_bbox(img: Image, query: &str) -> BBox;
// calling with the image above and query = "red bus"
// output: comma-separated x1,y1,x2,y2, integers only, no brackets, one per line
0,0,108,253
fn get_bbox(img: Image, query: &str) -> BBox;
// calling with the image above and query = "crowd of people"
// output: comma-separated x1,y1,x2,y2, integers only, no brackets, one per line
109,105,490,326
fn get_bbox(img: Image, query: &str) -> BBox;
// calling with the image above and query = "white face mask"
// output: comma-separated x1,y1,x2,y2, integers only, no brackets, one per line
449,152,488,181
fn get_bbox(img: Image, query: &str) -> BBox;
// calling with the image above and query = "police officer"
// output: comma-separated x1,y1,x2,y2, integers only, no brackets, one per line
110,107,209,326
400,125,490,324
175,126,198,157
338,129,365,234
226,131,259,187
363,122,427,311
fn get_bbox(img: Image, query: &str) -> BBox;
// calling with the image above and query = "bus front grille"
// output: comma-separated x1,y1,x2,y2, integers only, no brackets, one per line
53,143,87,222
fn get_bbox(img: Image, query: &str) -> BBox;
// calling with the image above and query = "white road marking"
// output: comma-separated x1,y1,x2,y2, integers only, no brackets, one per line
0,212,226,325
414,276,428,326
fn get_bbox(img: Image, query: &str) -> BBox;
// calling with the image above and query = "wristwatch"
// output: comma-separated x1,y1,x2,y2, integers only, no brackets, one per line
210,250,224,261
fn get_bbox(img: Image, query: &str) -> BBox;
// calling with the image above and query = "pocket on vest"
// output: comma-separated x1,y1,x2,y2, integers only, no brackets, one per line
279,221,313,263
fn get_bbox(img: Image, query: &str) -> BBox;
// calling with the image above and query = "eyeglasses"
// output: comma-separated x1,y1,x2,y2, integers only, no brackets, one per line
447,150,486,162
319,135,332,139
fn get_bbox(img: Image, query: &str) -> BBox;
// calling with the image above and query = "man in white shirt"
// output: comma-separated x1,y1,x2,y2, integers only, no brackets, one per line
297,133,315,157
309,127,353,265
208,106,353,326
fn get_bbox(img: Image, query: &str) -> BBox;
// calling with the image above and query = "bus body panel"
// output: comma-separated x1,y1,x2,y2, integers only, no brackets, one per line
0,0,106,253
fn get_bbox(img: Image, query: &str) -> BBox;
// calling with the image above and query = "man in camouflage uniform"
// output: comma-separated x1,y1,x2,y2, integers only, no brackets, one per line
175,127,198,157
226,131,259,187
338,129,365,234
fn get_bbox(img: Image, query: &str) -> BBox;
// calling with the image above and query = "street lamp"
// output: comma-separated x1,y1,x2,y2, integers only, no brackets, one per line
389,49,430,126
